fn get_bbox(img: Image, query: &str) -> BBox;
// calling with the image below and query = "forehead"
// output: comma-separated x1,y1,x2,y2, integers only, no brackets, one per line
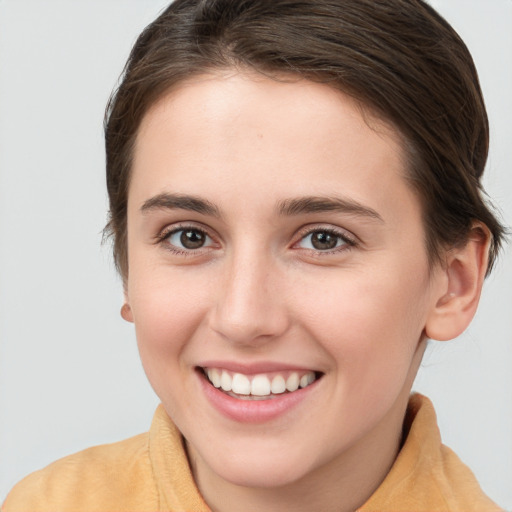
130,71,419,226
136,71,403,152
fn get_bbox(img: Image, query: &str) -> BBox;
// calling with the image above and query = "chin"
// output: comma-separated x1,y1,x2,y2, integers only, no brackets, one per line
214,458,310,489
192,438,320,489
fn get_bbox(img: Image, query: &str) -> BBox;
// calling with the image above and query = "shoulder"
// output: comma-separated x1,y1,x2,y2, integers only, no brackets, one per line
2,433,159,511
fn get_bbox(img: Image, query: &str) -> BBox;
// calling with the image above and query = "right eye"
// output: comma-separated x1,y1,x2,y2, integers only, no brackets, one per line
164,227,214,251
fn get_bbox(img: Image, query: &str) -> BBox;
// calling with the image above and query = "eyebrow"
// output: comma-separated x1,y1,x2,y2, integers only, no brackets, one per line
140,192,383,223
277,196,384,222
140,193,221,217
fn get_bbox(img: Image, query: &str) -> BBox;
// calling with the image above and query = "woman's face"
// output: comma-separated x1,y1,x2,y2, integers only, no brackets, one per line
125,72,443,489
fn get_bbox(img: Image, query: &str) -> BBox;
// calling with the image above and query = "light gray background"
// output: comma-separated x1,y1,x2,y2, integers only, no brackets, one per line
0,0,511,508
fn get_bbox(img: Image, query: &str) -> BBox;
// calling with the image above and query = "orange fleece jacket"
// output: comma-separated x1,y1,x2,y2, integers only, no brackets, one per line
3,394,501,511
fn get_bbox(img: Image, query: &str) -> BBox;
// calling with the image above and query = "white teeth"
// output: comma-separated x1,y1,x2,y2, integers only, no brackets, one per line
286,372,300,392
207,368,221,388
251,375,271,396
299,372,315,388
205,368,317,396
231,373,251,395
220,370,232,391
299,374,309,388
271,375,286,394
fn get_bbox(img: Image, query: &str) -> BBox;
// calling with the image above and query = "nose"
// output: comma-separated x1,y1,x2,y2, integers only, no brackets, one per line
208,249,290,347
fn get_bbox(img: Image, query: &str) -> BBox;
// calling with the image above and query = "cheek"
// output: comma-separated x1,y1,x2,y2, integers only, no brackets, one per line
127,269,213,378
297,266,429,380
127,273,215,424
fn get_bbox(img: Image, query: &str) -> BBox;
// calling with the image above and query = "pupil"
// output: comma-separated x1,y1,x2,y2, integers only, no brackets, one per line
180,230,205,249
312,232,337,250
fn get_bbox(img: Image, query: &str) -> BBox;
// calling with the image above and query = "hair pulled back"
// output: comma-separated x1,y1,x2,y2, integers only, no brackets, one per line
105,0,505,279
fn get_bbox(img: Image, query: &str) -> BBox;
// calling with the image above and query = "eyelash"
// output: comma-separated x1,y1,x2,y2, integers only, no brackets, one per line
293,226,357,254
155,224,357,256
155,223,216,256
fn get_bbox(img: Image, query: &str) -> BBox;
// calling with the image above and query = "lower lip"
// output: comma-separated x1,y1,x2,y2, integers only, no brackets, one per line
197,370,319,423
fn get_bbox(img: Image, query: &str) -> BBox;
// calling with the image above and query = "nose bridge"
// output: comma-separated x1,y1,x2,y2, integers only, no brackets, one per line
210,242,289,345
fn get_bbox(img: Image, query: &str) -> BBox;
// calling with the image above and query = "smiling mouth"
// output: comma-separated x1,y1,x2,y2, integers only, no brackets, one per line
201,367,321,400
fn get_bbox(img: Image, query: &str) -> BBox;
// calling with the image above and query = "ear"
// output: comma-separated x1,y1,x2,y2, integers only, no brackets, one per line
425,223,491,341
120,287,134,323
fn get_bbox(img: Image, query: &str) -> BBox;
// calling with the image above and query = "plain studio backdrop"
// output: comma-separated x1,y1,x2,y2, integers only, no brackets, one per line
0,0,511,507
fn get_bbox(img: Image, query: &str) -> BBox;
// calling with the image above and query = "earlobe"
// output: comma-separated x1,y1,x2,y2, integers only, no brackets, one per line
121,302,134,322
425,224,491,341
120,283,134,323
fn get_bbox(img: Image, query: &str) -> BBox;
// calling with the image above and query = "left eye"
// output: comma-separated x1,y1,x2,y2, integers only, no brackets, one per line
297,230,349,251
165,228,214,250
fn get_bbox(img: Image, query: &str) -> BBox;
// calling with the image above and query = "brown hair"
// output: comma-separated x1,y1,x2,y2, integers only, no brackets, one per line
104,0,505,280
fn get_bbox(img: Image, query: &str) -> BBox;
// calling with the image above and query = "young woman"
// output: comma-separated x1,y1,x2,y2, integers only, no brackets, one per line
3,1,507,510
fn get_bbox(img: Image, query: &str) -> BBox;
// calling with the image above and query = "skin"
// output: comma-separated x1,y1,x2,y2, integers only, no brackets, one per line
122,71,489,512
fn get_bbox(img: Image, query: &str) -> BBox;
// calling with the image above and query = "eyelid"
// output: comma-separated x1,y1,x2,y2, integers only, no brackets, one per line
292,224,358,252
155,222,219,253
153,221,357,256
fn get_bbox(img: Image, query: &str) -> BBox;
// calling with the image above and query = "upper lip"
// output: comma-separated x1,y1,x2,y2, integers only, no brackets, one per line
197,360,320,375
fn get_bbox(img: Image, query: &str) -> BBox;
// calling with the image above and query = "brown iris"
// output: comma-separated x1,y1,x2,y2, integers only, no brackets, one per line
180,229,206,249
310,231,339,250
